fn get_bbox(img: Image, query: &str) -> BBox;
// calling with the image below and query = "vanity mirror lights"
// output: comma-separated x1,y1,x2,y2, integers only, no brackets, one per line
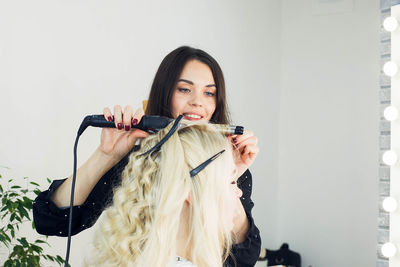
379,3,400,267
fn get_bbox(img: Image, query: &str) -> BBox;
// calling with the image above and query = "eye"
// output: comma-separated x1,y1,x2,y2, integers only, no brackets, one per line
204,91,215,97
230,180,237,185
178,88,190,93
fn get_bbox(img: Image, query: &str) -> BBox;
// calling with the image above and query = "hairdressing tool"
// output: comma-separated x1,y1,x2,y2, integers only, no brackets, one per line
140,115,184,156
79,114,244,136
190,149,225,177
139,115,227,175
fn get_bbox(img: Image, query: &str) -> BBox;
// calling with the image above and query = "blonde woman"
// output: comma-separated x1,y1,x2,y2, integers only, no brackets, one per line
85,119,243,267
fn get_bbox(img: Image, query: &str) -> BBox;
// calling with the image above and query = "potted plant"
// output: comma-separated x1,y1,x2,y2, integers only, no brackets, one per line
0,172,66,266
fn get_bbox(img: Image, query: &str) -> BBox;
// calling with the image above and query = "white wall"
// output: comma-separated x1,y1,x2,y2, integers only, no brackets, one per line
276,0,380,266
0,1,280,266
0,1,381,266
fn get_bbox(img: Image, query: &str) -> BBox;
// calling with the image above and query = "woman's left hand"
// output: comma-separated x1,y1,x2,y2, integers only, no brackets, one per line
228,130,259,177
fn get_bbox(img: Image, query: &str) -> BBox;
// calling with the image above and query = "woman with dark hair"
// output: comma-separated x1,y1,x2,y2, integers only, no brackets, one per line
33,46,261,266
146,46,229,124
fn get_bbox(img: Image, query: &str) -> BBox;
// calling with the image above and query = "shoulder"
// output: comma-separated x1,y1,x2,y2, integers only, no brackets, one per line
237,169,252,186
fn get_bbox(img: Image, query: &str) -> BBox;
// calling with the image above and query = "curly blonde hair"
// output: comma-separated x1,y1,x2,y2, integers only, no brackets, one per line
86,122,234,267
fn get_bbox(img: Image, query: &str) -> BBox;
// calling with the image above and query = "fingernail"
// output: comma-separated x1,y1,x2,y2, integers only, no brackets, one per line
125,125,130,131
107,116,113,122
233,138,237,143
132,118,138,126
241,150,245,155
117,123,123,130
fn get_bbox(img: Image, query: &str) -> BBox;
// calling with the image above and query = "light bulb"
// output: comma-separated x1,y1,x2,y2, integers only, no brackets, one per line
382,242,397,258
383,197,398,212
383,61,398,77
384,17,399,32
382,150,398,166
384,106,399,121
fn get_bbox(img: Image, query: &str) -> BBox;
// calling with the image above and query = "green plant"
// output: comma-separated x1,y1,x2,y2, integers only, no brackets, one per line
0,174,66,267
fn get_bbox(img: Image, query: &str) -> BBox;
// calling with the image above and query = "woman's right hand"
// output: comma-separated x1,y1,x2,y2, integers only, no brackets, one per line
100,105,149,162
50,105,149,207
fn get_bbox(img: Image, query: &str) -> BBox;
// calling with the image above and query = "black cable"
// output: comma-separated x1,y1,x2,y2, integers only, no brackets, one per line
64,119,90,267
62,116,174,266
140,115,183,156
64,131,80,267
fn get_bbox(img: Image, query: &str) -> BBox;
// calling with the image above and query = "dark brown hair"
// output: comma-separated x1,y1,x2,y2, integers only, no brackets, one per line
145,46,230,124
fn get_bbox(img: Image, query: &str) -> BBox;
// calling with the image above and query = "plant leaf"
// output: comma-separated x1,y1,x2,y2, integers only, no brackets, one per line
1,204,8,212
30,244,43,254
11,244,24,256
11,201,18,210
18,237,29,247
22,197,33,209
17,205,30,220
29,181,40,187
4,259,12,267
7,223,14,231
4,233,11,242
9,212,15,222
0,230,11,247
15,214,22,222
11,185,22,189
33,189,41,196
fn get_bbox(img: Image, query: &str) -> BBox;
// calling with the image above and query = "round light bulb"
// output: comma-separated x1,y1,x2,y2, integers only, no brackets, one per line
384,17,399,32
383,61,399,77
383,197,398,212
384,106,399,121
382,242,397,258
382,150,398,166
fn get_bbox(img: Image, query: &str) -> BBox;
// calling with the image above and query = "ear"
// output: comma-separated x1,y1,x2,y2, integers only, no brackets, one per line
142,100,148,111
184,191,192,204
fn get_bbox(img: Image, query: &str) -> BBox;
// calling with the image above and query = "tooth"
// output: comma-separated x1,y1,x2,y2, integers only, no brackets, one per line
186,114,200,118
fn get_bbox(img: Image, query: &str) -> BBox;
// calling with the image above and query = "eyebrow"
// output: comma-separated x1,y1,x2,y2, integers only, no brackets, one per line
177,79,216,88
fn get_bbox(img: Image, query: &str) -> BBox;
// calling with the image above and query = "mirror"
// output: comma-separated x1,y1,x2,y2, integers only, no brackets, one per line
379,3,400,267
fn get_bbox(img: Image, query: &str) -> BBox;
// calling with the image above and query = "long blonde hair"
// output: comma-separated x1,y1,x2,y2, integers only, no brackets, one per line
86,122,234,267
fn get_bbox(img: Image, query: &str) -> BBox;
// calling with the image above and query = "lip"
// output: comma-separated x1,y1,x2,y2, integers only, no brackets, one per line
183,113,204,121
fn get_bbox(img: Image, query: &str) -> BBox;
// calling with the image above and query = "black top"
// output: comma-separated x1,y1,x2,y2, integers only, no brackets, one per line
33,155,261,267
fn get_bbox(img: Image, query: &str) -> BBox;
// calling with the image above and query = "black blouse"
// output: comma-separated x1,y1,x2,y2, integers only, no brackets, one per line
33,155,261,267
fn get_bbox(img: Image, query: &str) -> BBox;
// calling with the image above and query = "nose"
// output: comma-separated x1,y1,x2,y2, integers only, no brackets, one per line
189,90,203,107
235,187,243,198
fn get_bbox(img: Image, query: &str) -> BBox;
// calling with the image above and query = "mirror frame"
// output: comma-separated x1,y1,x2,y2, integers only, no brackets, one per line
378,1,400,267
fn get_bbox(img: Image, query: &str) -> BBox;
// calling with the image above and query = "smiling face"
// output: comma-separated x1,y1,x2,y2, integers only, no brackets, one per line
171,60,217,121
